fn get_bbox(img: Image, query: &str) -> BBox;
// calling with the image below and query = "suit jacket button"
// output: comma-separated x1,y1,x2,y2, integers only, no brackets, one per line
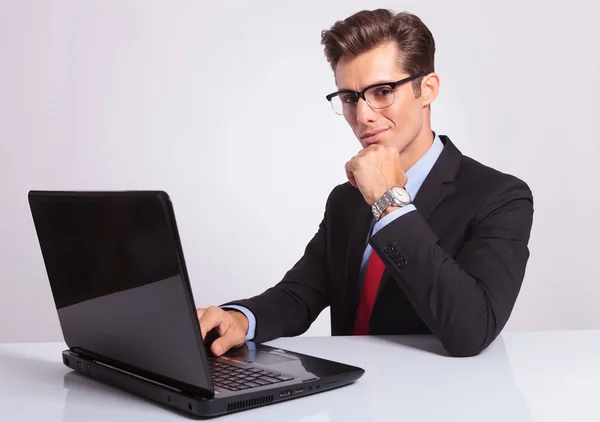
384,245,391,254
400,257,408,266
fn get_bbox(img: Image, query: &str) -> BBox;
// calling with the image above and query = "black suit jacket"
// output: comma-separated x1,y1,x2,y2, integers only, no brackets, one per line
225,135,534,356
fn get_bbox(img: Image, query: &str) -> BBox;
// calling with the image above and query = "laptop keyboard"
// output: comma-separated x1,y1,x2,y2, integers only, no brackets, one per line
209,358,294,391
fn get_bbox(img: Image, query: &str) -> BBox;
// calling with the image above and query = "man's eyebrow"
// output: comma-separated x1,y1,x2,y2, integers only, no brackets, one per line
336,80,396,92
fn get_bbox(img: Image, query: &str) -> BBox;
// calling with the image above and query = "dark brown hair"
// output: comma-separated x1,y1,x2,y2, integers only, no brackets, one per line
321,9,435,96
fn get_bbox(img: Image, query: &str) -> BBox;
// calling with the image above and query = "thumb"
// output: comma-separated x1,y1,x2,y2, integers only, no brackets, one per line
212,333,234,356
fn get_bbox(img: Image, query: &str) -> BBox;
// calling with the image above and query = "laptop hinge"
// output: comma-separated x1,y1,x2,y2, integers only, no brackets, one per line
72,347,222,398
69,347,184,393
93,360,184,393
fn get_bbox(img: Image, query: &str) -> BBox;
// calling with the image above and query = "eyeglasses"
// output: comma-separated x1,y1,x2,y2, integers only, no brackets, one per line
325,73,427,115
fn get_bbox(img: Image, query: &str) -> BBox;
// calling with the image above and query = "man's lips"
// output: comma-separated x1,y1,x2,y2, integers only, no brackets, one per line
361,128,389,144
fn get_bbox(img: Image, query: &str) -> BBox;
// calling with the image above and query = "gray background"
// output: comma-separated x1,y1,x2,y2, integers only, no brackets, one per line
1,0,598,342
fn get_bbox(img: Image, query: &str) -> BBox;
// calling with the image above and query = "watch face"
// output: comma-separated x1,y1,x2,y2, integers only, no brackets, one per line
391,187,411,204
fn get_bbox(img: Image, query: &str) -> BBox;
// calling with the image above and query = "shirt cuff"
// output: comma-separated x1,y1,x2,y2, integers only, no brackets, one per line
220,305,256,341
372,204,416,237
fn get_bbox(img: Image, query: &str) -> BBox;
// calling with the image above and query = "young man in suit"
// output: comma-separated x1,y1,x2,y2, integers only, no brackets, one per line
197,9,534,357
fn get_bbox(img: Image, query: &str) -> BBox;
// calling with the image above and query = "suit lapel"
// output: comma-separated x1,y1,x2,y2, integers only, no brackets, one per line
412,170,453,221
412,135,462,219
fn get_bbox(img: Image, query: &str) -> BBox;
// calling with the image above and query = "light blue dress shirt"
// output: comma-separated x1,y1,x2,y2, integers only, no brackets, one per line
225,134,445,340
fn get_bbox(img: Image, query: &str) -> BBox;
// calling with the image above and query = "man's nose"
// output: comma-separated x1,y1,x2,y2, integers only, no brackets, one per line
355,97,377,124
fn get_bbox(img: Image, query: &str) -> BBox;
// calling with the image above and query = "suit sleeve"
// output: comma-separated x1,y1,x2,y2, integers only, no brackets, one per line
220,189,334,343
369,176,534,357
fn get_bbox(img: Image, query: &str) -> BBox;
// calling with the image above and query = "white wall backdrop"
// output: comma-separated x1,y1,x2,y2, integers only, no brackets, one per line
1,0,598,342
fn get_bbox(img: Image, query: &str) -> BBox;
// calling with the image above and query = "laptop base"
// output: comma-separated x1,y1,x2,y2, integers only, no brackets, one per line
63,348,363,418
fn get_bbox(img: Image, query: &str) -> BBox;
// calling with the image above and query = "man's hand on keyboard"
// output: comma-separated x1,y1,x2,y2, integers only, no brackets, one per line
196,306,249,356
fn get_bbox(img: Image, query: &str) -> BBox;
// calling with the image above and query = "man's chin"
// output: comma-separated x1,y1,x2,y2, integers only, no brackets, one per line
363,140,389,149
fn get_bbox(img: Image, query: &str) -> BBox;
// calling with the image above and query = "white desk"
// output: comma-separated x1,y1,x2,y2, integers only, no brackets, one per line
1,331,599,421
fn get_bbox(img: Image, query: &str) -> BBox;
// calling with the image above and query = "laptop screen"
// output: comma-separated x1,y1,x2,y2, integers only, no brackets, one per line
28,191,213,393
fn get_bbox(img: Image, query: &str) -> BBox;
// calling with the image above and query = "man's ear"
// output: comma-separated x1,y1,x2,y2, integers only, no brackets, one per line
421,72,440,107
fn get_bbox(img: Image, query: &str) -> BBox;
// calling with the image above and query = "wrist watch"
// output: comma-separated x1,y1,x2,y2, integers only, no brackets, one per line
372,186,412,220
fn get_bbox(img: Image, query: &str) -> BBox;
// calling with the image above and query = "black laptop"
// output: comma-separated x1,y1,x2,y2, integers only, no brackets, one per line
28,190,364,417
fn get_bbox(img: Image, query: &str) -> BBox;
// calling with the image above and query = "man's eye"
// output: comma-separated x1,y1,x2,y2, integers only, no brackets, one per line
374,87,393,96
341,94,358,104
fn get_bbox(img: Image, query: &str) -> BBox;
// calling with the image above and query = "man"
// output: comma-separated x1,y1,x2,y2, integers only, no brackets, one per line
197,9,534,357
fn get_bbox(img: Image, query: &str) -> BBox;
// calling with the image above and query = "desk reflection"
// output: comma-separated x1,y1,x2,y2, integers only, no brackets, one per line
61,336,530,422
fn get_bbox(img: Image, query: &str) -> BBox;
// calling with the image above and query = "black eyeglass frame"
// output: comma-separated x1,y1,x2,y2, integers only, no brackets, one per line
325,72,427,112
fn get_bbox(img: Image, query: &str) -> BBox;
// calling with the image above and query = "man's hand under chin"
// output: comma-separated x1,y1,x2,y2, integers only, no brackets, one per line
345,144,408,206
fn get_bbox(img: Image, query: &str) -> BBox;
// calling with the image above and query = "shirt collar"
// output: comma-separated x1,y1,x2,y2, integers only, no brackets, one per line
404,132,444,200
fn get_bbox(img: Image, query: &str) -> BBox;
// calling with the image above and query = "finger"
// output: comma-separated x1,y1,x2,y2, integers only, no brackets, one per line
347,171,357,188
198,306,224,339
345,160,357,188
212,328,244,356
196,308,207,336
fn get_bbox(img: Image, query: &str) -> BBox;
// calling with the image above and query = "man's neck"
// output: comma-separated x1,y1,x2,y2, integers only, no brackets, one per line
400,128,435,171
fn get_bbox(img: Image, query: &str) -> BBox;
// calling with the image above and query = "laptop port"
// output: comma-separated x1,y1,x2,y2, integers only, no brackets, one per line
279,390,291,397
294,388,304,394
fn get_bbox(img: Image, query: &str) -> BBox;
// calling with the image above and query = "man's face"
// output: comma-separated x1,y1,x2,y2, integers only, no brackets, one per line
334,42,430,152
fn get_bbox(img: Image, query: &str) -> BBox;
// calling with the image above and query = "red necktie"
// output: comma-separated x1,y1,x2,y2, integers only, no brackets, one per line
353,250,386,335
